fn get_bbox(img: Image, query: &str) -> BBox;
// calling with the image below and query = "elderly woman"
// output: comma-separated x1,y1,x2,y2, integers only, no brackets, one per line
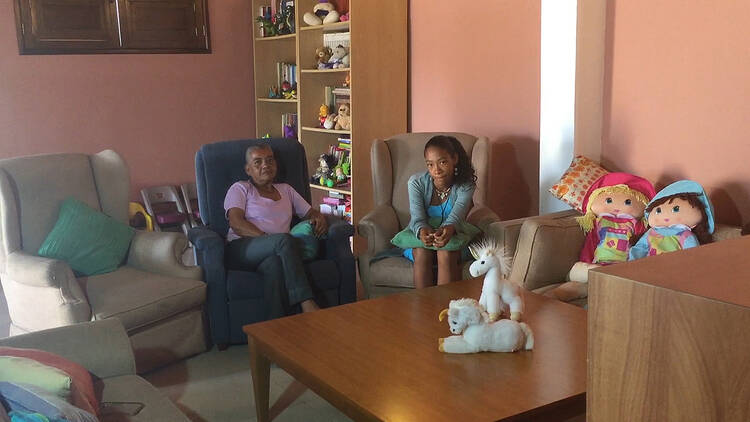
404,135,478,288
224,144,327,313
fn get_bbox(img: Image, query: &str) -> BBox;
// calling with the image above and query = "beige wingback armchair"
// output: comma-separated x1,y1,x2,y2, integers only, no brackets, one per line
0,150,206,372
357,132,500,297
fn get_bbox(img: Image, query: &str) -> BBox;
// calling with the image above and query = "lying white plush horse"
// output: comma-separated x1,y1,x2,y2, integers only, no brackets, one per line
438,298,534,353
469,238,524,321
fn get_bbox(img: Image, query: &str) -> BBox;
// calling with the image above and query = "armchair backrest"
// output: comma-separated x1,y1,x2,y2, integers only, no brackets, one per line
195,139,311,238
0,150,129,262
370,132,489,229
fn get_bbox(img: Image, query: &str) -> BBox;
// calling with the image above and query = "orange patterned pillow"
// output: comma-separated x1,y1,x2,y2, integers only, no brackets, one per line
549,156,609,213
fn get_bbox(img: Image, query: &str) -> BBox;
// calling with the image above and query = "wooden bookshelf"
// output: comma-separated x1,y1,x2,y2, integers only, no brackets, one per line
309,184,352,195
252,0,407,246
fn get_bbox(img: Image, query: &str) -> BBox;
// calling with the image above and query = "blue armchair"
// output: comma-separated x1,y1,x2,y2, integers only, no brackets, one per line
189,139,356,346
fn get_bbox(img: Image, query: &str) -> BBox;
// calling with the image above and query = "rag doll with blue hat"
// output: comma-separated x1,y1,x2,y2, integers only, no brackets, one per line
629,180,714,260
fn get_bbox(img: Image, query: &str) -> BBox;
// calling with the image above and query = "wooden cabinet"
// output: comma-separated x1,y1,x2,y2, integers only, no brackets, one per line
588,236,750,422
118,0,208,50
13,0,209,54
251,0,407,237
15,0,119,51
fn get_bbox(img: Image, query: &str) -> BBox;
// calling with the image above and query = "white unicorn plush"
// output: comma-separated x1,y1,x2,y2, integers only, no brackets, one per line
469,238,524,321
437,298,534,353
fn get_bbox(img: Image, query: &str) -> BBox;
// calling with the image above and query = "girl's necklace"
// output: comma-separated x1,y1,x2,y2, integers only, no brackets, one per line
435,185,452,201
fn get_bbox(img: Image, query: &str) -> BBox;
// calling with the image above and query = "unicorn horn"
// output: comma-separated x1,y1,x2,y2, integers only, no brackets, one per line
438,308,449,321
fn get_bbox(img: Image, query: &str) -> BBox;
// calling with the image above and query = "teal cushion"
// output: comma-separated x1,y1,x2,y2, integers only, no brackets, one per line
290,220,320,261
38,198,135,276
391,217,480,251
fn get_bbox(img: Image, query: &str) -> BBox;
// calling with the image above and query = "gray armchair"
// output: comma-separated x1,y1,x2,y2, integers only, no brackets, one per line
357,132,500,297
0,150,207,372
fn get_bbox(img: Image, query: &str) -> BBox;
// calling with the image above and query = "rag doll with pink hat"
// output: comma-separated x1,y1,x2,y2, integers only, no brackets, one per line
544,172,656,302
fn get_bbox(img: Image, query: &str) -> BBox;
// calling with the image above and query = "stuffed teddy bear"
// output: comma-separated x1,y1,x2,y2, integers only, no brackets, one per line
303,0,340,26
629,180,714,260
316,46,333,69
328,45,349,69
544,172,656,302
333,103,351,130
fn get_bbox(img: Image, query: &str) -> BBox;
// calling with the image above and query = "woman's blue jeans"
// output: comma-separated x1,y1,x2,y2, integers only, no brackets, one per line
227,233,314,307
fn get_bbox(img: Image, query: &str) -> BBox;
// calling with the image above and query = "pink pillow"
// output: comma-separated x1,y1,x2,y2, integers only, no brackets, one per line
0,347,98,416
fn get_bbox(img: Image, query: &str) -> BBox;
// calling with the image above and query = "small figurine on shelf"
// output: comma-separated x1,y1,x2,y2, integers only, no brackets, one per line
343,72,351,88
319,104,330,126
328,45,349,69
283,124,296,139
262,133,271,138
272,5,295,35
316,46,333,69
341,154,351,176
311,153,337,185
334,166,347,185
303,0,340,26
334,103,351,131
256,15,277,37
280,81,297,100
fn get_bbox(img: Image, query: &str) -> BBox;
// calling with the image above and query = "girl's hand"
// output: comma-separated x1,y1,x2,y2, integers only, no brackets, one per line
432,225,456,248
419,227,435,247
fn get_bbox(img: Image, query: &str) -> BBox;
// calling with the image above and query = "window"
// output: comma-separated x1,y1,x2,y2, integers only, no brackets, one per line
13,0,210,54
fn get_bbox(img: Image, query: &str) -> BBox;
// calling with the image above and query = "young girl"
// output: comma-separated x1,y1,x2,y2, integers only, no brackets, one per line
629,180,714,260
400,135,478,288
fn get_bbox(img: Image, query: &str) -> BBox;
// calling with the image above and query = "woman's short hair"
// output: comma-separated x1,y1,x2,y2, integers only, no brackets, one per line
424,135,477,186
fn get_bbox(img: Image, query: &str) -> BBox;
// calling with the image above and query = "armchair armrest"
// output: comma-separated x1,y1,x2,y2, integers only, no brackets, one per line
127,230,202,280
188,226,229,345
507,212,585,291
0,319,135,379
357,205,399,257
2,251,90,330
466,205,500,232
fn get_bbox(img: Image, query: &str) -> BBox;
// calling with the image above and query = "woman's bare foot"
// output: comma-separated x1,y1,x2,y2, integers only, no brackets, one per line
300,299,320,313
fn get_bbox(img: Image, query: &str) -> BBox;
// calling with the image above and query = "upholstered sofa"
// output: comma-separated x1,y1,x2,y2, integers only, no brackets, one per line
486,209,744,307
0,150,207,372
0,319,189,421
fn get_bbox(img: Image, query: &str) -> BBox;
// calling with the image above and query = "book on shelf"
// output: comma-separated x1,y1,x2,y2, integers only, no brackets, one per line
282,113,297,138
274,62,297,91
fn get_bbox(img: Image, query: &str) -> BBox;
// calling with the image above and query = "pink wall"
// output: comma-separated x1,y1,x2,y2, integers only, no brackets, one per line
0,0,255,199
410,0,541,219
602,1,750,227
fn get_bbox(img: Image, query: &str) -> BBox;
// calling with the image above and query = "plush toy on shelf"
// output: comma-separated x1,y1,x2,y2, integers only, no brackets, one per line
437,298,534,354
629,180,714,260
328,45,349,68
318,104,330,126
316,46,333,69
303,0,340,26
469,238,523,322
323,113,336,129
544,172,655,302
334,103,351,130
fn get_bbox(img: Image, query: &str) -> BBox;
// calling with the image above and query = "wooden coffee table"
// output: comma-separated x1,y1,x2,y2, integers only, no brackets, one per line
244,278,587,422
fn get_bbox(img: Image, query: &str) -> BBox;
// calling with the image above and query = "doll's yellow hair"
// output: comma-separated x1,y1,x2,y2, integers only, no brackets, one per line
576,184,650,233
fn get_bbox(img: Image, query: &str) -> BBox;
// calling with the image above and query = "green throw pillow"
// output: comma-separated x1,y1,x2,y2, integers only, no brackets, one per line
38,198,135,276
391,217,480,251
290,220,321,261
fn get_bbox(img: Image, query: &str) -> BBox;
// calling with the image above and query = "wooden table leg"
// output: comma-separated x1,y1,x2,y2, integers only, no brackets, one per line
248,337,270,422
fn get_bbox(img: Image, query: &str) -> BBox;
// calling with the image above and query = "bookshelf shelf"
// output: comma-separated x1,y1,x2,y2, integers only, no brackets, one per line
301,126,351,135
252,0,407,245
300,68,351,74
255,33,297,41
310,183,352,195
300,22,350,32
257,98,298,103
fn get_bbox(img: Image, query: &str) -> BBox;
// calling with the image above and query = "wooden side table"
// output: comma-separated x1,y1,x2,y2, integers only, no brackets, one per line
588,236,750,421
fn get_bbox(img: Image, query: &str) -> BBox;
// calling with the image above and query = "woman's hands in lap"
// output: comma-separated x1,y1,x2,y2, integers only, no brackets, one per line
419,227,436,247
